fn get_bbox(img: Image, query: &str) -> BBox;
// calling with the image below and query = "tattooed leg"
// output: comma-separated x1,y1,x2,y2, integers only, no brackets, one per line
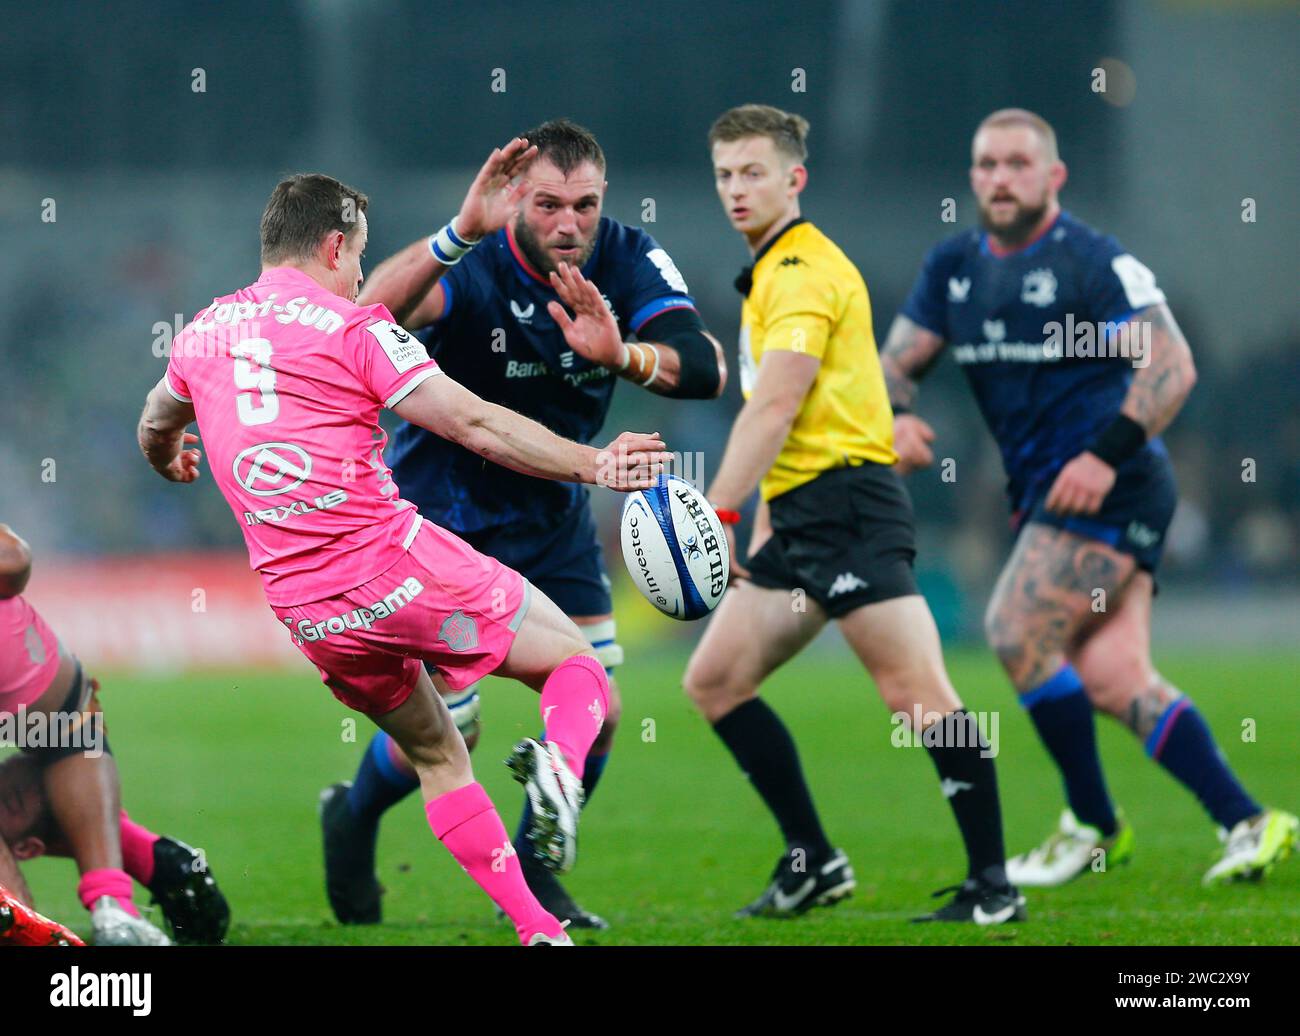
1068,568,1159,722
984,524,1135,694
1070,572,1262,829
1124,679,1184,740
985,524,1135,834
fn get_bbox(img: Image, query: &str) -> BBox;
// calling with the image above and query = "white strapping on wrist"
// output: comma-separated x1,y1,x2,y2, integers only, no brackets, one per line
617,343,631,372
640,344,661,388
428,217,479,265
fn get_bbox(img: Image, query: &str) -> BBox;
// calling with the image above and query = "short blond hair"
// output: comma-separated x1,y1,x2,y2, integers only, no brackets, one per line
709,104,809,164
974,108,1059,162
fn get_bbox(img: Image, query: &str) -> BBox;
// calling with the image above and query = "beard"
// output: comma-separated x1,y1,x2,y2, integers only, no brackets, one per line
978,194,1050,246
514,215,596,274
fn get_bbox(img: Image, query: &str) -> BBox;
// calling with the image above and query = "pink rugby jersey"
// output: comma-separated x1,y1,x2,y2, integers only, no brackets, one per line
0,594,62,709
165,266,443,607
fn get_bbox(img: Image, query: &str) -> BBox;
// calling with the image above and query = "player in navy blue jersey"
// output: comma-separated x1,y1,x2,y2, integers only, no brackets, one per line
320,120,726,928
882,108,1296,887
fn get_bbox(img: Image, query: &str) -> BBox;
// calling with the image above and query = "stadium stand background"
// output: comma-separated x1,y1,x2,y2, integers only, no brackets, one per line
1,0,1295,657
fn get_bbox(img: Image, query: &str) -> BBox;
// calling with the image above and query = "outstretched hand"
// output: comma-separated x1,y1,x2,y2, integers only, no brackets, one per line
455,137,538,241
595,431,672,492
548,262,624,368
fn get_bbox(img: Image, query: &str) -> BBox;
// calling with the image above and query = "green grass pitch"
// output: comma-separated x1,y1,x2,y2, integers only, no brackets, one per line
20,647,1299,945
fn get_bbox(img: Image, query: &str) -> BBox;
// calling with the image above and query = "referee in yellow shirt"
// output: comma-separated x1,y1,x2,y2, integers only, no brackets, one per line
685,104,1022,923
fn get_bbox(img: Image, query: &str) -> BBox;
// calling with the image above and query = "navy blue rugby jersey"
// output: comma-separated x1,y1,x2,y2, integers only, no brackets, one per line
387,218,696,532
900,211,1170,513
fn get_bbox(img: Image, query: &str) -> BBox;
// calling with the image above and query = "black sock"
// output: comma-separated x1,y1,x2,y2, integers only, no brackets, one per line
923,709,1008,886
712,698,832,859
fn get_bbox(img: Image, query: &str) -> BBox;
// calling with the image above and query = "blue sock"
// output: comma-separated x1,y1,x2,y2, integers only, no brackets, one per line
1021,665,1117,836
582,748,610,800
513,730,611,852
346,731,419,825
1145,699,1260,829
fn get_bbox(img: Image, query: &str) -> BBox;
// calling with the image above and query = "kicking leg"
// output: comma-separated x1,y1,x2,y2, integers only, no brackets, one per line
324,589,608,920
567,616,621,802
510,613,621,929
492,588,609,875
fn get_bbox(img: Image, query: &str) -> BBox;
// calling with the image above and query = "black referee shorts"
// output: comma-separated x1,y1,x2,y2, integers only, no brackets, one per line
746,462,918,618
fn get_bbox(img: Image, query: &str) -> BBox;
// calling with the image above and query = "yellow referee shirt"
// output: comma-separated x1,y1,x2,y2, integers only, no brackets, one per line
738,219,897,500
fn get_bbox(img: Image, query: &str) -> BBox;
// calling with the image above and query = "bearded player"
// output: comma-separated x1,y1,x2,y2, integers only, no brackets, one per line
324,119,725,929
1,523,175,945
687,104,1022,923
137,166,670,946
0,751,228,944
881,108,1297,887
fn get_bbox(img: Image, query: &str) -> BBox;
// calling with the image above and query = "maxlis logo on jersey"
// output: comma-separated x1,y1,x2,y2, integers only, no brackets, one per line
243,489,349,525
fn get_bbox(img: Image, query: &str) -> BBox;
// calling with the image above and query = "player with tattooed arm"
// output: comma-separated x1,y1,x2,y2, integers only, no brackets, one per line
881,108,1296,887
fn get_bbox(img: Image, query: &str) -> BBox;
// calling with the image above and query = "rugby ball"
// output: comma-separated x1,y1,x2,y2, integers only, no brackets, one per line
619,475,729,620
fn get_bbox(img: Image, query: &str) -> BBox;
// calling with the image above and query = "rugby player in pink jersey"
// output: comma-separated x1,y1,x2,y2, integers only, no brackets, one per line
0,523,177,945
136,153,670,946
0,748,231,945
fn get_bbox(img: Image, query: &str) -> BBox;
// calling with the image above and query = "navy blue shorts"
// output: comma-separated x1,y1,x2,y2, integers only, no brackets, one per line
459,503,613,618
1017,448,1178,573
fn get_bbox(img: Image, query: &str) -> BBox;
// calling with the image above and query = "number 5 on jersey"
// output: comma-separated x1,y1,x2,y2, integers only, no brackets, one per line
233,337,279,426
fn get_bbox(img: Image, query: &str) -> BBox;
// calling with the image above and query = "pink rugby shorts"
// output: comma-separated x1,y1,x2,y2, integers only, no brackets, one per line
272,519,531,715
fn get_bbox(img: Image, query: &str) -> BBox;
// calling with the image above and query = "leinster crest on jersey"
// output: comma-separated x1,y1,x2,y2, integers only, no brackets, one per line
1021,268,1058,307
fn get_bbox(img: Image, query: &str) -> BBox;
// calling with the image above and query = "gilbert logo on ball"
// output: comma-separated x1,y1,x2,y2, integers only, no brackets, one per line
620,475,729,620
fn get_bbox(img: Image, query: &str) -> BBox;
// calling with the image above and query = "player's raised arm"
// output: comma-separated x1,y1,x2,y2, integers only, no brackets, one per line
392,373,670,492
0,524,33,599
359,138,538,328
546,262,727,399
137,379,203,484
880,314,947,473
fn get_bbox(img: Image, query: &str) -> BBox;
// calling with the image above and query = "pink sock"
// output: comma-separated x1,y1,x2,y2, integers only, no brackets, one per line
119,810,160,886
539,654,609,778
425,782,562,945
77,868,139,918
